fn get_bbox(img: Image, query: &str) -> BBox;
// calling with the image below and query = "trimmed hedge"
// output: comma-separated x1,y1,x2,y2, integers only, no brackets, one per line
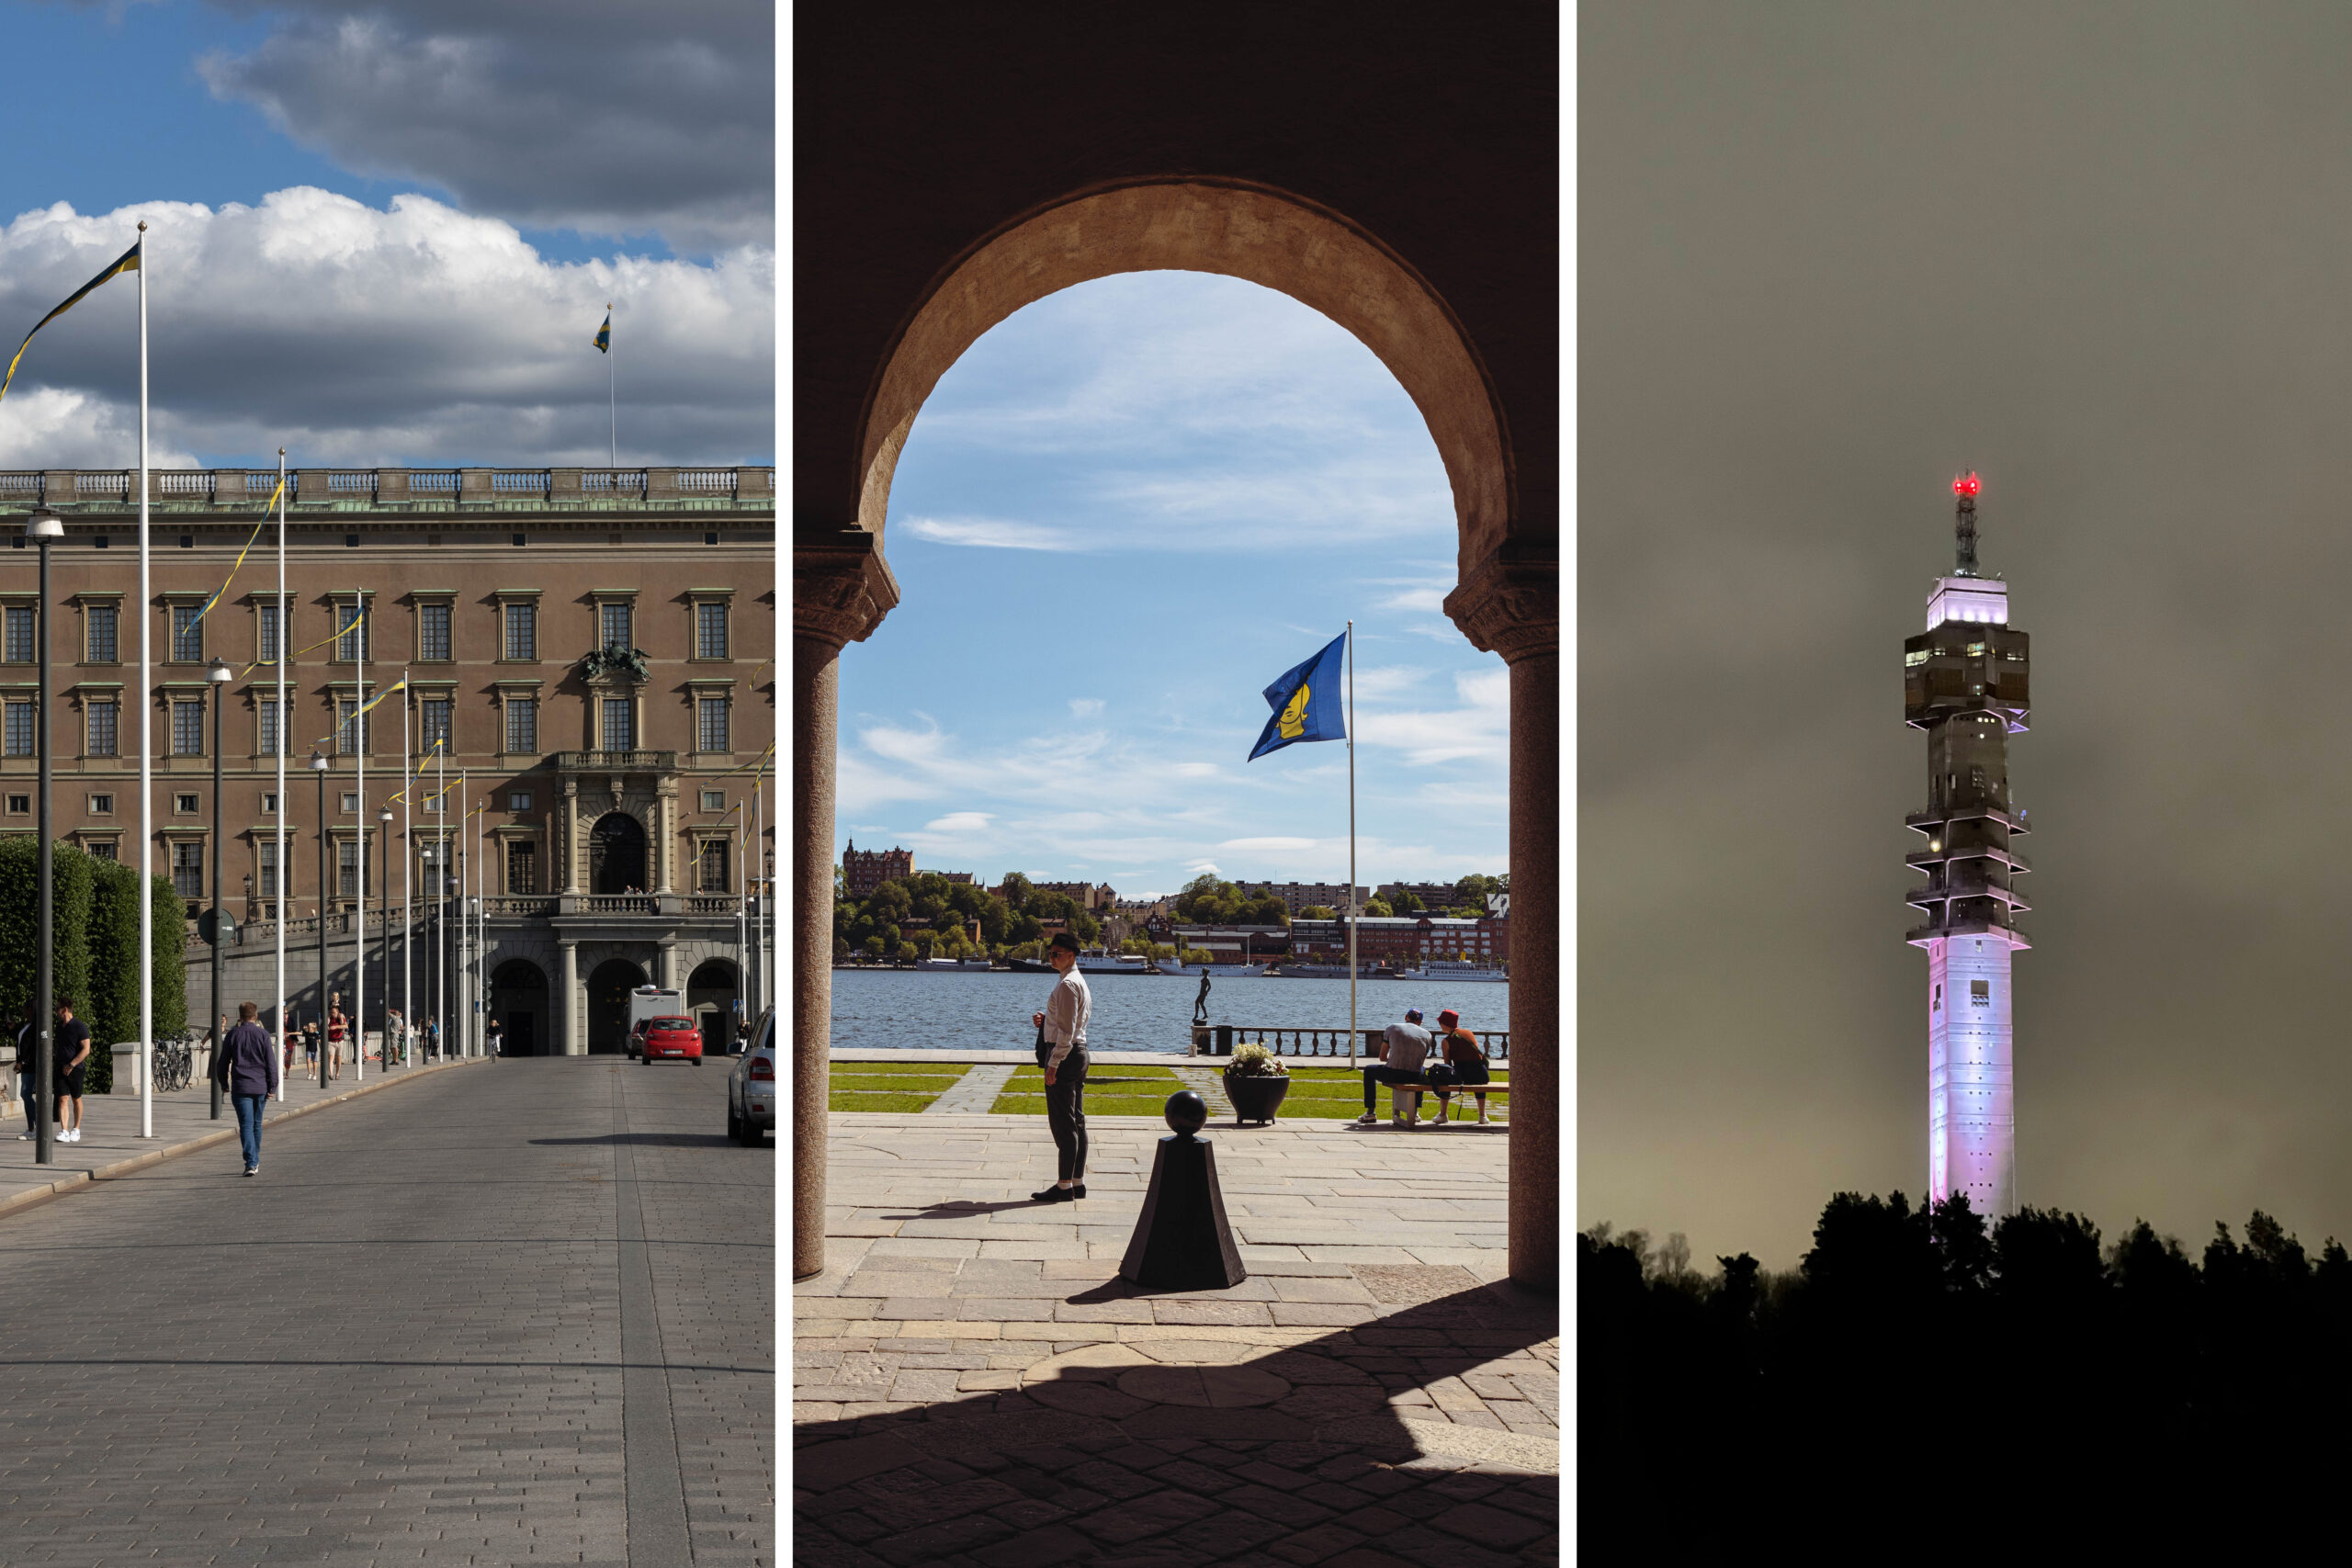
0,838,185,1089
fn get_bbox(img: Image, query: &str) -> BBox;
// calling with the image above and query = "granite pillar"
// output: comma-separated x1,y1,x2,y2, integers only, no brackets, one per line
1445,537,1558,1293
793,529,899,1280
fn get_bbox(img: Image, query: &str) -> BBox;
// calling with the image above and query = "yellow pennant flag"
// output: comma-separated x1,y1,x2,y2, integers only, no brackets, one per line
1,239,141,404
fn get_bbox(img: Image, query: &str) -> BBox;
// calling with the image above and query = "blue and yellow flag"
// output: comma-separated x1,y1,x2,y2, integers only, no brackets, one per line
594,309,611,354
1248,632,1348,761
1,237,141,404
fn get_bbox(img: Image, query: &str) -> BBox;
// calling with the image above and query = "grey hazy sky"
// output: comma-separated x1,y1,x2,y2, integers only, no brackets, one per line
1583,3,2352,1267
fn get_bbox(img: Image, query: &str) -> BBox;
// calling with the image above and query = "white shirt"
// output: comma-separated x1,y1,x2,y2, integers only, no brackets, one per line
1043,966,1092,1070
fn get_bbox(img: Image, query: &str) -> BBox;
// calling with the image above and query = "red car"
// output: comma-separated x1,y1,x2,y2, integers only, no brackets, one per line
639,1016,704,1066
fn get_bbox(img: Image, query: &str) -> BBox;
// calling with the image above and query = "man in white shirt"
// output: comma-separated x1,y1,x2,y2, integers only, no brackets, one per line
1028,931,1092,1201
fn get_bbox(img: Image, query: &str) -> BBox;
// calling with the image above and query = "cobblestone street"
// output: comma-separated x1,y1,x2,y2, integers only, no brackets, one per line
0,1056,774,1565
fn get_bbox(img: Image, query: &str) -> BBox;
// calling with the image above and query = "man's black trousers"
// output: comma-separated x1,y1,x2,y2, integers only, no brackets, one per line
1362,1064,1426,1111
1046,1047,1090,1180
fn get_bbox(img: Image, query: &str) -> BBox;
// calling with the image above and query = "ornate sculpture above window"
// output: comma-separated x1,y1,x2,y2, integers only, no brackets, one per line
579,643,650,683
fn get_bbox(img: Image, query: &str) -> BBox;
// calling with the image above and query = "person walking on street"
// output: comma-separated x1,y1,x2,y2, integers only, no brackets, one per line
424,1016,440,1062
53,1000,91,1144
386,1007,405,1068
301,1016,318,1069
213,1001,281,1176
1356,1008,1433,1128
1028,931,1092,1202
14,1003,36,1140
327,1000,347,1081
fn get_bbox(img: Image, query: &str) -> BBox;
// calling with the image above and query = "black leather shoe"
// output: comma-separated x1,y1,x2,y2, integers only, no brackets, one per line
1031,1185,1072,1202
1071,1183,1086,1200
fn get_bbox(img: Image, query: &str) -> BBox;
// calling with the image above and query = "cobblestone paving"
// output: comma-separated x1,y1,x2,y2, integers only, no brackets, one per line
796,1113,1556,1565
0,1057,774,1565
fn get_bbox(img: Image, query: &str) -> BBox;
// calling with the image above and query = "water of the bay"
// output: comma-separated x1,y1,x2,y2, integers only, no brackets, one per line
828,968,1511,1054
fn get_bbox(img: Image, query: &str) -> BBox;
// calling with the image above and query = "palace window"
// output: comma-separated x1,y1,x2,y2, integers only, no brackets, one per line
599,602,633,650
88,794,113,816
257,603,281,664
418,603,451,661
420,697,452,752
4,605,34,662
503,602,537,660
505,841,537,896
696,695,730,752
336,699,368,755
258,840,279,897
85,698,118,757
85,604,117,662
87,840,116,862
601,697,633,752
504,696,537,754
172,700,204,756
257,697,280,757
695,602,728,660
173,841,203,899
172,605,204,663
338,840,366,897
699,789,725,812
697,839,730,893
334,605,368,661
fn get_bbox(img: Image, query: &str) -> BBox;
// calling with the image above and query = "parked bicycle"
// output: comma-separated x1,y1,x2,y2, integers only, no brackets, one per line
152,1034,197,1093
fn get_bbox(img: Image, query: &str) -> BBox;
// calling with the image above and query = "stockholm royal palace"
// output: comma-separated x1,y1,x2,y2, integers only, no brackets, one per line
0,464,775,1055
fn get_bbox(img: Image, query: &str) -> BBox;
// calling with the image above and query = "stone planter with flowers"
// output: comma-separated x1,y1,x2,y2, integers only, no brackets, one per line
1222,1042,1291,1126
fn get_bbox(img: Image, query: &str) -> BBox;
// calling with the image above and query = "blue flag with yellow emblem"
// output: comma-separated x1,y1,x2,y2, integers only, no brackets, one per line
1249,632,1348,761
594,310,611,353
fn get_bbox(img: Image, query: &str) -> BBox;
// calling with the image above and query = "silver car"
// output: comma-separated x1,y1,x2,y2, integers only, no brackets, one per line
726,1008,775,1145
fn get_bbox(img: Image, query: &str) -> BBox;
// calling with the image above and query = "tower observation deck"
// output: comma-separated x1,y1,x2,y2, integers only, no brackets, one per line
1903,472,2030,1219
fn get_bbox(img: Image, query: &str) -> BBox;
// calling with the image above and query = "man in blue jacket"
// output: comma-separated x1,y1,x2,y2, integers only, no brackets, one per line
214,1001,282,1177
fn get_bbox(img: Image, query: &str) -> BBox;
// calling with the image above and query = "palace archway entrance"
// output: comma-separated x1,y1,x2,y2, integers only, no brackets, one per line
585,958,648,1055
688,958,741,1055
490,960,548,1056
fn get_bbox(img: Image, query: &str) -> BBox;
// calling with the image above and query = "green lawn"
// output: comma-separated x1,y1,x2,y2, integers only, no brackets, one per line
989,1065,1185,1116
830,1061,970,1113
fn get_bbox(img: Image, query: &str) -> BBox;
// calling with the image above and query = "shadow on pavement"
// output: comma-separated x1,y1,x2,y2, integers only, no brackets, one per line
794,1281,1559,1564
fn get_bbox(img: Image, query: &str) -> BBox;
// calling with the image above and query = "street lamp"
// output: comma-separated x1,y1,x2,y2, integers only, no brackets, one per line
28,509,62,1165
206,655,232,1121
379,806,393,1067
311,749,330,1089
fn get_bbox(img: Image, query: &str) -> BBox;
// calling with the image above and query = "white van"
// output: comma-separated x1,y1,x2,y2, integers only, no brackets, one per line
625,987,685,1059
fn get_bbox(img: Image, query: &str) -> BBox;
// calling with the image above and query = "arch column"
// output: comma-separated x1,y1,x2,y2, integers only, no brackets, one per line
1445,537,1558,1294
794,527,899,1280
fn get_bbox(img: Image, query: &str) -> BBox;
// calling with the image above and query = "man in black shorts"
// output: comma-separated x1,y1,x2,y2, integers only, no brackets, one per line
53,999,91,1145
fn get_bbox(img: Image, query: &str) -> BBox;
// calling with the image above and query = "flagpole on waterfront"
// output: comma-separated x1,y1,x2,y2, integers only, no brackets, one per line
401,703,412,1066
1347,620,1357,1068
607,301,616,468
137,222,153,1138
274,448,287,1100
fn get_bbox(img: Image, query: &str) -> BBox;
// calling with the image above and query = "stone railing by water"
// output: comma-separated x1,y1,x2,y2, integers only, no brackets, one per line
1189,1025,1510,1060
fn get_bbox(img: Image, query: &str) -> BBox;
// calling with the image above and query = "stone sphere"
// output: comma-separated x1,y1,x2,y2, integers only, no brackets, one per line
1163,1090,1208,1136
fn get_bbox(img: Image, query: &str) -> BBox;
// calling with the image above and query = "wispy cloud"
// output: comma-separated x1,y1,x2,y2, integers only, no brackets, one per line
1069,698,1104,717
902,515,1078,551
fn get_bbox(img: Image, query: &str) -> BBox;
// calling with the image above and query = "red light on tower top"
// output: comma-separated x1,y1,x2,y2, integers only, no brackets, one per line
1953,472,1981,499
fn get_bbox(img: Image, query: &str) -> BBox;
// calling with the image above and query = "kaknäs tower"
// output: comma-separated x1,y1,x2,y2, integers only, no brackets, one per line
1904,473,2030,1219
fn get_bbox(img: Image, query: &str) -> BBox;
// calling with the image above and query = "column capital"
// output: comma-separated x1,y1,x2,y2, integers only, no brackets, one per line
1443,536,1558,664
795,526,900,651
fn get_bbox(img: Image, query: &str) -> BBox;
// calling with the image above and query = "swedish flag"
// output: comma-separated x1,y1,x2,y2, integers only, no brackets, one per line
1,238,141,404
1249,632,1349,761
594,309,611,354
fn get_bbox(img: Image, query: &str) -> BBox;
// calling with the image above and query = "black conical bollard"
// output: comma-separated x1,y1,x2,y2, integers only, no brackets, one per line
1118,1091,1247,1291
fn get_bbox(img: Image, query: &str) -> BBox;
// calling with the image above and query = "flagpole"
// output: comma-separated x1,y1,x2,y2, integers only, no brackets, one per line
607,301,616,468
274,448,287,1100
355,598,365,1084
137,221,153,1138
1347,620,1357,1069
401,696,411,1067
460,770,470,1055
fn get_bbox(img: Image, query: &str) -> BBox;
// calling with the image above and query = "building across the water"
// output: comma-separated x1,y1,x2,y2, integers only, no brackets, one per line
0,464,775,1055
1237,879,1371,916
841,840,913,898
1291,914,1509,968
1904,472,2030,1220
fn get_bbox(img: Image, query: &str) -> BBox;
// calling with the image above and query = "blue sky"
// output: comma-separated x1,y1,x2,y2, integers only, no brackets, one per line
0,0,770,469
833,273,1511,901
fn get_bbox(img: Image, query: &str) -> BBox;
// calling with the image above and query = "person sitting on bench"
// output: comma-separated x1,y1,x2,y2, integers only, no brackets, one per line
1355,1008,1433,1127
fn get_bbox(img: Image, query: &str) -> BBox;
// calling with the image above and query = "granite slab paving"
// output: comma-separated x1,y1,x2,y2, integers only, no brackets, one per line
0,1056,774,1565
924,1064,1016,1115
795,1111,1558,1565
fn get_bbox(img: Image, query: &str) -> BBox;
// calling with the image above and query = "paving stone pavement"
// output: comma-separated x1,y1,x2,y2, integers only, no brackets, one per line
922,1066,1014,1116
0,1056,774,1565
795,1112,1557,1565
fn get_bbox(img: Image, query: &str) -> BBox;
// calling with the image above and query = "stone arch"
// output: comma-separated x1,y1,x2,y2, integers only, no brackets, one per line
588,812,647,896
489,958,548,1056
855,179,1514,578
687,957,741,1055
584,957,648,1055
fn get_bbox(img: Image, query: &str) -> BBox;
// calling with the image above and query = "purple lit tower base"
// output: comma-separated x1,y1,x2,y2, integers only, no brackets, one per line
1903,473,2031,1223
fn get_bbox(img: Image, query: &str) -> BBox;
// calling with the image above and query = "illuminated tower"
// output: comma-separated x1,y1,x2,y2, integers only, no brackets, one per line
1904,473,2030,1219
